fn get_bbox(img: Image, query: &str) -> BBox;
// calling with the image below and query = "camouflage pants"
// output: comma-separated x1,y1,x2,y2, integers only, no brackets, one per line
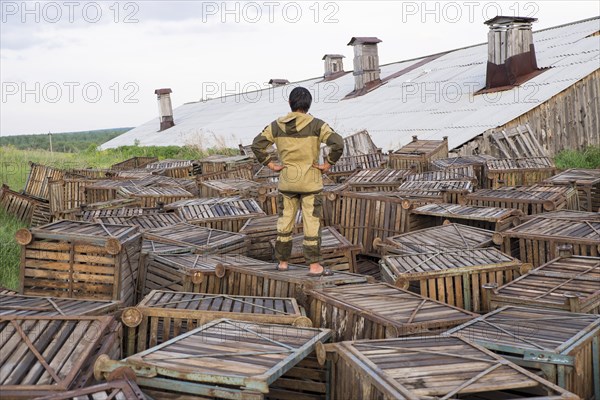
274,192,322,264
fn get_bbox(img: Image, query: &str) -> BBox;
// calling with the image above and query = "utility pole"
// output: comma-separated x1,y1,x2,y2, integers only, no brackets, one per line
48,131,53,153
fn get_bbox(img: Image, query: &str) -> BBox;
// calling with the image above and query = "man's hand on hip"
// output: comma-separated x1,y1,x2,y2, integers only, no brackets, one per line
313,161,331,173
268,161,285,172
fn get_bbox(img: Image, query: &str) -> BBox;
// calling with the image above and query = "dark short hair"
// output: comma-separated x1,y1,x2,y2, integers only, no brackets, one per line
289,87,312,112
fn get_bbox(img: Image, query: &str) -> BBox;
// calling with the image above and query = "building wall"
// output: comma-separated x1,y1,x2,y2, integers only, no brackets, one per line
458,69,599,157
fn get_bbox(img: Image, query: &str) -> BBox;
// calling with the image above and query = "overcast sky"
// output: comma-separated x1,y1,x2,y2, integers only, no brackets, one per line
1,0,598,136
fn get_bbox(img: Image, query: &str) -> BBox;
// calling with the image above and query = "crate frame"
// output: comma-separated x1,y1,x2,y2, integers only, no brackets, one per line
388,136,449,172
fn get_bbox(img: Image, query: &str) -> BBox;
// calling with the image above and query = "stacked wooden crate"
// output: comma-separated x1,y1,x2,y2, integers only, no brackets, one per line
445,306,600,400
122,289,310,356
94,318,331,399
48,178,97,220
388,135,448,172
142,222,249,255
431,154,496,188
84,179,138,204
379,223,495,255
463,184,580,215
483,253,600,313
345,168,409,192
199,178,261,198
0,293,120,316
410,202,523,231
22,162,65,200
145,159,197,178
308,282,476,340
17,220,142,306
336,191,446,256
110,156,158,170
543,168,600,212
485,157,556,188
94,212,183,231
326,153,387,182
165,196,265,232
396,180,474,204
198,154,253,174
273,226,362,272
195,163,254,183
494,212,600,265
117,185,194,207
379,248,526,312
321,335,578,399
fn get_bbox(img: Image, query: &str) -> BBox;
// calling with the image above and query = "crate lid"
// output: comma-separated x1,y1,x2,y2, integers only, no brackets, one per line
199,154,252,164
486,157,555,171
382,248,522,277
309,283,475,332
445,306,600,355
432,155,496,168
141,239,194,255
411,203,522,221
346,168,410,185
405,166,477,182
0,293,119,317
331,335,576,399
28,220,139,244
165,197,265,221
544,168,600,185
503,214,600,241
468,185,573,202
143,223,247,251
137,290,302,318
118,186,194,197
145,159,194,170
384,223,495,254
283,226,361,255
80,205,158,221
95,213,182,231
96,318,330,393
392,137,447,155
199,178,259,191
32,379,147,400
493,256,600,304
0,315,114,395
149,253,269,272
398,180,473,192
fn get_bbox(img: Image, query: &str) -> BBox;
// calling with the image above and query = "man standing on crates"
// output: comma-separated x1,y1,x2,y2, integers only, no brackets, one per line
251,87,344,276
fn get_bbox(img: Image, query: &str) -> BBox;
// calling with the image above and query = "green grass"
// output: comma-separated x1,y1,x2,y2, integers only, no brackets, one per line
0,209,27,290
0,144,237,289
0,128,131,153
555,146,600,170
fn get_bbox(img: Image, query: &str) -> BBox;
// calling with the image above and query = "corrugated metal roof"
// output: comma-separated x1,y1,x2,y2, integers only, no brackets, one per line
101,18,600,151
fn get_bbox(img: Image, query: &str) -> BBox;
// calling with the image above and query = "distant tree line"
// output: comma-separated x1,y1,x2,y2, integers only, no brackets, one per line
0,128,132,152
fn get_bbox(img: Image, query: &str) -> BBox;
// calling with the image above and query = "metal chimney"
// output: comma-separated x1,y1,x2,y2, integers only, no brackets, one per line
154,88,174,131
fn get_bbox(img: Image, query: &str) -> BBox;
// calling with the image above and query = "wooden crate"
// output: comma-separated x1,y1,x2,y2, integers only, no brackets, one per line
0,315,117,399
0,286,17,295
494,213,600,266
345,168,409,192
0,184,51,227
397,179,473,204
273,226,362,272
404,165,478,184
484,254,600,313
326,153,388,182
267,353,328,400
117,185,194,208
198,154,253,174
463,184,580,215
218,262,371,310
240,213,302,261
431,154,496,188
32,379,147,400
165,197,266,232
138,253,263,297
321,335,579,399
379,223,495,255
145,159,196,178
143,222,249,255
379,248,526,313
65,168,109,179
17,220,142,306
486,157,556,188
78,202,156,221
138,174,200,196
445,306,600,400
106,169,155,180
122,290,310,356
199,178,261,198
23,162,65,200
94,318,332,398
48,178,96,219
308,282,475,341
410,202,523,231
84,179,138,204
196,164,254,183
94,212,183,231
0,293,120,316
336,191,445,255
521,209,600,222
111,156,158,170
543,168,600,212
388,136,448,172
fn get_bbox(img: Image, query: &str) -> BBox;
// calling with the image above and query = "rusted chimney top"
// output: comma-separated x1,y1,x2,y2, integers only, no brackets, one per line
268,79,290,87
484,16,539,89
347,37,382,93
154,88,174,131
322,54,345,79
